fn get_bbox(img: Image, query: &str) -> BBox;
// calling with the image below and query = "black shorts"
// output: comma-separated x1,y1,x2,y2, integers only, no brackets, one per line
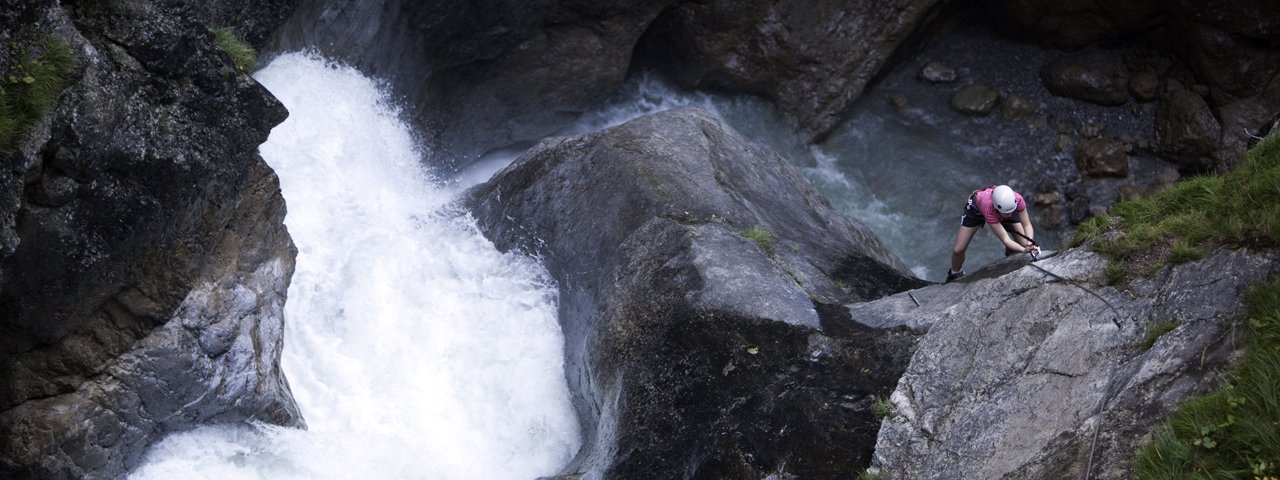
961,194,1017,229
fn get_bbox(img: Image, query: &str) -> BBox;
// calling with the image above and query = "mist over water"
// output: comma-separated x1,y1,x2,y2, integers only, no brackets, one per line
130,52,579,480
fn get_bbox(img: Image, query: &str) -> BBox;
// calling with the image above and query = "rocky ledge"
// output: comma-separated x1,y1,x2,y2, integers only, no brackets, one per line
855,247,1277,478
465,107,927,478
1,0,301,478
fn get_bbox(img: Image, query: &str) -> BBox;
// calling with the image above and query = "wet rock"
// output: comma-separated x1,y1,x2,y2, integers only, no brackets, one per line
636,0,943,142
1055,134,1072,152
888,92,910,110
979,0,1161,48
465,108,925,479
0,0,301,477
1155,82,1222,172
919,61,957,83
1000,93,1033,119
1075,138,1130,178
276,0,677,169
1177,19,1280,100
1080,122,1105,138
1038,206,1064,229
871,248,1278,479
950,84,1000,115
1128,71,1160,101
1033,192,1061,206
1069,197,1092,224
1040,52,1131,106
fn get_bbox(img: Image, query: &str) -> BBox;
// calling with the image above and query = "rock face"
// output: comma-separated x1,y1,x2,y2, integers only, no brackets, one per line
636,0,943,143
984,0,1280,171
865,248,1278,479
0,0,302,477
274,0,678,169
1040,51,1131,105
466,108,926,478
1156,82,1223,172
1074,138,1130,178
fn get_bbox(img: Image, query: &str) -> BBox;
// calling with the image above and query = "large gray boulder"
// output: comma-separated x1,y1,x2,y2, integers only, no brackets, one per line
636,0,943,143
865,247,1277,479
465,107,926,478
0,0,302,477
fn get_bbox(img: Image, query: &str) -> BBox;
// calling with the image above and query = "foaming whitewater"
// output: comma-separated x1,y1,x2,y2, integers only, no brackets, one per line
130,52,580,479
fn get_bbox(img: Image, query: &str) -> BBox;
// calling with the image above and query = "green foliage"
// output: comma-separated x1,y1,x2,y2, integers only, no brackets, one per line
212,27,256,73
1,36,76,155
743,225,774,253
857,467,884,480
871,395,894,419
1074,133,1280,282
1140,321,1179,351
1134,278,1280,479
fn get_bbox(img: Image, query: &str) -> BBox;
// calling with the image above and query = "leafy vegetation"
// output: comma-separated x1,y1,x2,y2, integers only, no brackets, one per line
213,27,256,73
1075,133,1280,479
1133,277,1280,479
743,225,774,253
1069,132,1280,283
1140,321,1179,351
1,36,76,155
871,395,894,419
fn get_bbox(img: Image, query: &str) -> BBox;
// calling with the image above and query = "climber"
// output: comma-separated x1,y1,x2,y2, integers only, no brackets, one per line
946,184,1039,283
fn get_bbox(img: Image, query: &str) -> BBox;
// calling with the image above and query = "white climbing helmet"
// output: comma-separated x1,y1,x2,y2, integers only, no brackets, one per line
992,185,1018,214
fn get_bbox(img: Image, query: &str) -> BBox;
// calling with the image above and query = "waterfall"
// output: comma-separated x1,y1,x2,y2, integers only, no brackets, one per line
130,52,580,480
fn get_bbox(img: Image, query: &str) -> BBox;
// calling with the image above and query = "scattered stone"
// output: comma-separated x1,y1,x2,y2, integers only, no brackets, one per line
1040,51,1130,105
1055,134,1072,152
1000,93,1034,119
1080,122,1104,138
1054,121,1073,134
1032,116,1048,128
918,61,957,83
888,93,909,109
1033,192,1061,206
1156,81,1222,171
1069,197,1091,224
1038,206,1063,229
950,85,1000,115
1129,71,1160,102
1118,185,1158,202
1074,137,1131,177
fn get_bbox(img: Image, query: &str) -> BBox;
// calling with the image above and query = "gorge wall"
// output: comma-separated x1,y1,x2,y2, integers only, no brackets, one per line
3,0,1278,478
1,1,301,478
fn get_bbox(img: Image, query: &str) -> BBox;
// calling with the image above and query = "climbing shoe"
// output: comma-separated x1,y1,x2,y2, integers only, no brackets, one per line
945,269,965,283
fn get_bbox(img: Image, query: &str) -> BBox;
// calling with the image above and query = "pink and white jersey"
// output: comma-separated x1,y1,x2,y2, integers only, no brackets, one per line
974,186,1026,224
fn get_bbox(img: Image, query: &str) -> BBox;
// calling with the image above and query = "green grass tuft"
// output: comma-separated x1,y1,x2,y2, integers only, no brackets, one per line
743,225,774,253
1140,321,1179,351
1134,277,1280,479
1,36,76,155
871,395,894,419
213,27,256,73
1073,132,1280,282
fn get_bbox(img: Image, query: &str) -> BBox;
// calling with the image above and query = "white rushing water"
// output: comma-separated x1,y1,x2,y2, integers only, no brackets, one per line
131,52,580,479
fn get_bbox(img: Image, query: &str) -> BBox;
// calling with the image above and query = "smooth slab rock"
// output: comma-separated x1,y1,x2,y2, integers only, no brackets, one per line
466,107,926,479
870,247,1278,479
